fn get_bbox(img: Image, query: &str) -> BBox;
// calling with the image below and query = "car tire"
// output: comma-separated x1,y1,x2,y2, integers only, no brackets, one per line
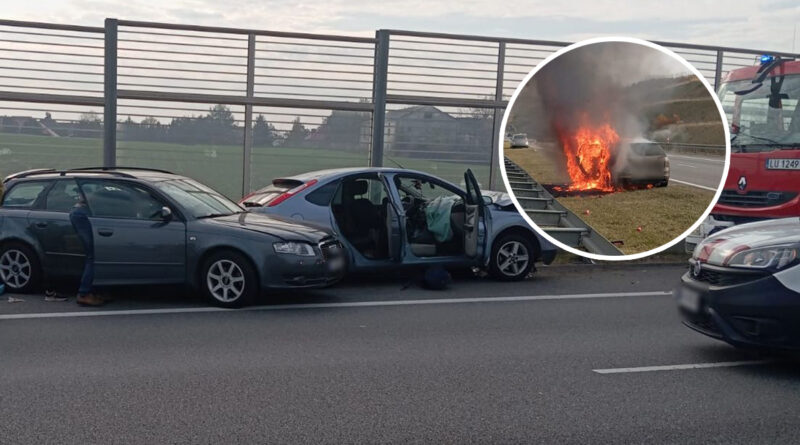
0,242,41,294
489,233,534,281
201,250,258,308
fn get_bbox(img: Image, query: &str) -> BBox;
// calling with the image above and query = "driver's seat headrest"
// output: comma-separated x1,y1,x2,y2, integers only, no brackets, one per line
343,179,368,197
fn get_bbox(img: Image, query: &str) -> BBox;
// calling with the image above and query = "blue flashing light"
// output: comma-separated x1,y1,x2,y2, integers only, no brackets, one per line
760,54,775,65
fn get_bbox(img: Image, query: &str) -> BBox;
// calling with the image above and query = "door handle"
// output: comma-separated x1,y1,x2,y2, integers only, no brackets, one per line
35,222,48,228
97,228,114,237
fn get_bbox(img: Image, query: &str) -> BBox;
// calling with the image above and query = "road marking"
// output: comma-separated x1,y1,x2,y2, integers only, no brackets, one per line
672,162,697,169
0,290,672,320
668,154,725,163
669,178,717,191
593,359,772,374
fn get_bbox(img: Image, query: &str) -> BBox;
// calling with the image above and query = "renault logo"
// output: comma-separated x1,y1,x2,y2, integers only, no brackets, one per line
692,261,702,277
738,176,747,191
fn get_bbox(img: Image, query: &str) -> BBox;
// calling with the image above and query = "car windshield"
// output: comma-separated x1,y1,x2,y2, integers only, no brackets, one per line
717,74,800,153
154,178,243,218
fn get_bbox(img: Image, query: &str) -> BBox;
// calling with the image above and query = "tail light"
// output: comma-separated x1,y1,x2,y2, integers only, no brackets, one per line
267,179,318,207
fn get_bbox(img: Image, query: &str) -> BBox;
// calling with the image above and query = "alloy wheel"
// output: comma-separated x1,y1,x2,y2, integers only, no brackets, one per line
496,241,529,277
0,249,32,289
206,259,246,303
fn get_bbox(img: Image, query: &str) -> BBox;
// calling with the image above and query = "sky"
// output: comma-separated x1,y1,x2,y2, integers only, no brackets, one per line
3,0,800,54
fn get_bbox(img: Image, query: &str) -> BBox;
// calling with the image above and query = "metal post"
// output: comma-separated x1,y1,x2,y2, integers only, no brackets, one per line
713,49,724,92
370,30,390,167
103,18,118,167
489,42,506,190
242,32,256,198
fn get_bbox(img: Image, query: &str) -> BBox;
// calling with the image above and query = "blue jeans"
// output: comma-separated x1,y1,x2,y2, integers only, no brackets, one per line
69,206,94,296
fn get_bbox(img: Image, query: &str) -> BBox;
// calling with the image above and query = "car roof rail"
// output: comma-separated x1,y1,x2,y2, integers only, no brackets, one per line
3,168,58,183
70,166,175,174
3,166,176,183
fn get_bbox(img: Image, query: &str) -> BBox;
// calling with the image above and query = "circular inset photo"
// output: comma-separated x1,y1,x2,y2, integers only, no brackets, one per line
501,37,730,260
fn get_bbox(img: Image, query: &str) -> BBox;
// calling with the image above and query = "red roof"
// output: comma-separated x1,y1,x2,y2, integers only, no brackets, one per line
724,59,800,82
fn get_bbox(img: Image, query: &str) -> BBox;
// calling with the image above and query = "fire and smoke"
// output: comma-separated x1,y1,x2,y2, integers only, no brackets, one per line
531,42,690,192
558,117,619,191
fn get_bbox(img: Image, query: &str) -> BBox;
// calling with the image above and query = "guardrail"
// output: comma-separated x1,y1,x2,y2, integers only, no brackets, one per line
0,18,796,198
657,142,727,156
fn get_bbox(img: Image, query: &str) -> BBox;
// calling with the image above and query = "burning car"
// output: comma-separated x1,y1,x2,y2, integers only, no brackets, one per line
676,217,800,351
612,139,670,188
555,123,669,193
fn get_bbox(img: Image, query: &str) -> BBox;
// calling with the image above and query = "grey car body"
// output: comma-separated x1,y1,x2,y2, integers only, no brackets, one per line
511,134,529,148
0,168,345,307
612,139,670,187
241,168,557,280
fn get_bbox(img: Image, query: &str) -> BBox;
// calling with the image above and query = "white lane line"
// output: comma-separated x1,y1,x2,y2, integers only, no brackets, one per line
670,178,718,191
672,162,697,168
668,154,725,163
593,359,772,374
0,290,672,320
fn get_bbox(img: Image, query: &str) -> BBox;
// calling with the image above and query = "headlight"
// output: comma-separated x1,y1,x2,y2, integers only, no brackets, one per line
726,244,799,270
273,242,316,256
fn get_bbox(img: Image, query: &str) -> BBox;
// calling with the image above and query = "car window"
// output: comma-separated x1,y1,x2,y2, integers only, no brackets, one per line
394,175,460,202
80,180,164,220
333,176,387,206
1,181,49,209
44,179,82,213
153,178,242,218
305,180,340,206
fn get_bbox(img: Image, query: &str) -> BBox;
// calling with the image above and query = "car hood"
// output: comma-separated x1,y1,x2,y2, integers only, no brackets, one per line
696,217,800,265
202,212,332,242
483,190,514,208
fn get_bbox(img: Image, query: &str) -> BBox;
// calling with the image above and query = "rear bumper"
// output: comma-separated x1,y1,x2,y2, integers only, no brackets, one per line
676,270,800,350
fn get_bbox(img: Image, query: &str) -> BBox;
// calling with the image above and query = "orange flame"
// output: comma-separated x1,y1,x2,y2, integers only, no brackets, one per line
559,123,620,191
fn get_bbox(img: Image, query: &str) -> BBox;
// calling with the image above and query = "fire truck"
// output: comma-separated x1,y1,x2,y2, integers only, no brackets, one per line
686,55,800,251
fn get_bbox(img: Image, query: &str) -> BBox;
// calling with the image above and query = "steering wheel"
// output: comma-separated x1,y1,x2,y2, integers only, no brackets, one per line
401,195,415,212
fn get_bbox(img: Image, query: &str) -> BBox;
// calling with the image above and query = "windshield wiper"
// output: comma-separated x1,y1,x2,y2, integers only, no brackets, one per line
196,211,243,219
732,133,784,145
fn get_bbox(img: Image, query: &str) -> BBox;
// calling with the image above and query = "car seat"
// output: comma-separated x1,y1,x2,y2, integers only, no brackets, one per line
341,180,381,256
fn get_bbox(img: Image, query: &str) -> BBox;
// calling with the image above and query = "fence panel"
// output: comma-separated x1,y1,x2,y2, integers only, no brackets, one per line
1,18,798,201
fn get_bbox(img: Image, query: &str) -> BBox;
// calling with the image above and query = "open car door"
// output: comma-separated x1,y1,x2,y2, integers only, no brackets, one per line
379,173,403,262
463,169,486,258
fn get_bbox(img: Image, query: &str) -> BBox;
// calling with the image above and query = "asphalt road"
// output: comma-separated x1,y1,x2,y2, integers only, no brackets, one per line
3,263,800,444
668,153,726,190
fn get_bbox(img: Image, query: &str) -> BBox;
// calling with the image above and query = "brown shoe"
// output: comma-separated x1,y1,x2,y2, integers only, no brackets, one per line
76,294,105,307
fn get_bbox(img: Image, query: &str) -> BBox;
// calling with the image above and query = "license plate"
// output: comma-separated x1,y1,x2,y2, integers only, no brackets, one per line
677,287,701,313
766,158,800,170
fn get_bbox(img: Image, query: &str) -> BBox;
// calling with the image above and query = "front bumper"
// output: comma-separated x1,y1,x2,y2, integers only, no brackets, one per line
713,191,800,221
264,240,347,289
676,265,800,350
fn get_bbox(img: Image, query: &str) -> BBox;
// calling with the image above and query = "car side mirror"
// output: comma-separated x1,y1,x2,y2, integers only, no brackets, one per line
482,195,493,205
159,206,173,221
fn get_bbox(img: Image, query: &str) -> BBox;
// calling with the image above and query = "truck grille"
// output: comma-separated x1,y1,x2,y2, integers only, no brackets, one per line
718,190,797,208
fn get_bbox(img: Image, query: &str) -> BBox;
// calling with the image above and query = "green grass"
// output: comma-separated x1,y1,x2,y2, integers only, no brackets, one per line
506,147,715,254
0,133,490,199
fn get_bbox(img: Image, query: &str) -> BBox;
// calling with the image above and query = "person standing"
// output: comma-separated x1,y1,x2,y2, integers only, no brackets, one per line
69,196,103,306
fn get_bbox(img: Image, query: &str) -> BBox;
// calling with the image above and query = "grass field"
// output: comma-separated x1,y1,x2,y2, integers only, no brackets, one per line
506,147,715,254
0,133,489,199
